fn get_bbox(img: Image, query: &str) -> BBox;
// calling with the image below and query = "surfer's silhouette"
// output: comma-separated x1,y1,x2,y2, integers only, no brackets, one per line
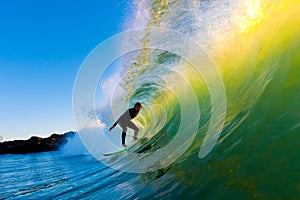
109,102,142,147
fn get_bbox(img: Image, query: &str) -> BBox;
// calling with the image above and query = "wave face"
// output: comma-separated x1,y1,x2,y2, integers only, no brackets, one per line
103,0,300,198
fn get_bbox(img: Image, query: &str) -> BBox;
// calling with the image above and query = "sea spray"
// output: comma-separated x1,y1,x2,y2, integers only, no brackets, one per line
61,133,88,156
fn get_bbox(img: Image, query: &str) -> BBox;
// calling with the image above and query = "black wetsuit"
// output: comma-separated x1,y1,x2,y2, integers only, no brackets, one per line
129,108,139,119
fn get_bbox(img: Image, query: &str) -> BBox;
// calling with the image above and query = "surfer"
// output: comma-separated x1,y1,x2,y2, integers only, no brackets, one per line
109,102,142,147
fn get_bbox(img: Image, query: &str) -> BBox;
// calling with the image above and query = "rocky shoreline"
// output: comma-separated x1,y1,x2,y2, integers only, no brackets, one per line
0,131,75,155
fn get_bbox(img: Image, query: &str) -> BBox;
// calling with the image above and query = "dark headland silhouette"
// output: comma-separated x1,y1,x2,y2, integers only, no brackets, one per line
0,131,75,155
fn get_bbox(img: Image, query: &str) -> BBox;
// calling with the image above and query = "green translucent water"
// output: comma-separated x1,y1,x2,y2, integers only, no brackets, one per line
120,0,300,198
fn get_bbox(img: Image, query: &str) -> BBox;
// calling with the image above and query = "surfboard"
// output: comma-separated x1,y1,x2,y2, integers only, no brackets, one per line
103,147,129,156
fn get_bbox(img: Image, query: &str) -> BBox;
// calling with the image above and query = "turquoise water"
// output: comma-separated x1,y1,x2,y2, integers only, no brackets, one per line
0,151,135,199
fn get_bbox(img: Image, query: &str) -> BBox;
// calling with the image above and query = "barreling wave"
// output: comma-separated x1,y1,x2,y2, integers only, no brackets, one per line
103,0,300,198
116,0,300,150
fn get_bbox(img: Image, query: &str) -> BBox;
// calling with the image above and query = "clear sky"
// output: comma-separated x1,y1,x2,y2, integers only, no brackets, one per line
0,0,129,141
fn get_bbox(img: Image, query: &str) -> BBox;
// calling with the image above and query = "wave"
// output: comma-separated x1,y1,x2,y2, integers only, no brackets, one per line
115,0,300,155
74,0,300,198
105,0,300,197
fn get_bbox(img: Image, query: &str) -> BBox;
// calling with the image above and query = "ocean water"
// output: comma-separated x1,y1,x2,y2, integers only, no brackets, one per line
2,0,300,199
0,136,184,199
0,151,135,199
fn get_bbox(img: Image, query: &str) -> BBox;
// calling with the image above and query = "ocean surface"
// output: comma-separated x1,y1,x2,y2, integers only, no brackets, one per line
2,0,300,199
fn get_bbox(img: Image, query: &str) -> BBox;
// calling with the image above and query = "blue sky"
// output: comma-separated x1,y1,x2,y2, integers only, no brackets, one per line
0,0,129,141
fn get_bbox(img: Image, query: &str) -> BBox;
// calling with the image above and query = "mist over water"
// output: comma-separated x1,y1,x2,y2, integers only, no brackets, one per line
61,133,88,157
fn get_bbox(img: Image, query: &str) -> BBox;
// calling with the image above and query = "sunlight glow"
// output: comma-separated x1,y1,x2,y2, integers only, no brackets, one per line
237,0,266,33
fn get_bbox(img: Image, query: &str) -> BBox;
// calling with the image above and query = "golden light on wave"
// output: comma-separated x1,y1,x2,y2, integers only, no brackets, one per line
237,0,266,33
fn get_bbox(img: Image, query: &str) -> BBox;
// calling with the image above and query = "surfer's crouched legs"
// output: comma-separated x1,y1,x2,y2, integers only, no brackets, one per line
120,122,139,146
133,127,139,139
120,125,128,147
128,121,139,139
121,131,127,146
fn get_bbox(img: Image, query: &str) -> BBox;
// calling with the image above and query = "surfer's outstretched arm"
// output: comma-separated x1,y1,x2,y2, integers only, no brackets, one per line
109,120,119,131
109,111,127,131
